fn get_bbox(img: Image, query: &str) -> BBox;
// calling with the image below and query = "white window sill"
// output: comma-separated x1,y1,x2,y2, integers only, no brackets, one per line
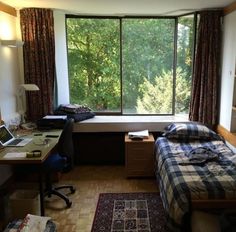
73,114,189,132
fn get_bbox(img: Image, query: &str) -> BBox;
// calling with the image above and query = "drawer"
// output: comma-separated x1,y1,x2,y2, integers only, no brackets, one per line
126,143,153,150
126,144,154,157
126,159,154,177
126,154,154,164
126,169,154,177
126,159,154,169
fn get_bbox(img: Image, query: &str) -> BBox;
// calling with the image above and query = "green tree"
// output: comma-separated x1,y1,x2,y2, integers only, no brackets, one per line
136,68,190,114
177,16,194,76
67,18,120,111
122,18,175,113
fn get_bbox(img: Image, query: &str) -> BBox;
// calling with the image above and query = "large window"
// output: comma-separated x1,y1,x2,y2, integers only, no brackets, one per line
66,15,195,115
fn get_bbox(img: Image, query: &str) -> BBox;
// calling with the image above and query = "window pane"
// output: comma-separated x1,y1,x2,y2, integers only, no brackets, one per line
176,15,194,114
66,16,194,115
66,18,120,112
122,18,175,114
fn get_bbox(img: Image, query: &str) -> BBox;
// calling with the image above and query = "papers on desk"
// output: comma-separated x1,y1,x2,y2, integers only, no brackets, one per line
128,130,149,139
4,152,26,158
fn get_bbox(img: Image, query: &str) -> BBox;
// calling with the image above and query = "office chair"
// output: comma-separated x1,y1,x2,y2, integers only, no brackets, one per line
43,118,76,207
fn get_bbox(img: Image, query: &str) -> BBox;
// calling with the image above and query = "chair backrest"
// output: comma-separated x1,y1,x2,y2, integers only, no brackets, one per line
57,118,74,171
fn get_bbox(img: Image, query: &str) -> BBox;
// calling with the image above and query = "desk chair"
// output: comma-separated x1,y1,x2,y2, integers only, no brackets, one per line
43,118,76,207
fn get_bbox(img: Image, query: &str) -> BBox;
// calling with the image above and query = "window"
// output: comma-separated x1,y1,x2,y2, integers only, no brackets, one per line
176,15,195,114
66,18,120,113
66,15,195,115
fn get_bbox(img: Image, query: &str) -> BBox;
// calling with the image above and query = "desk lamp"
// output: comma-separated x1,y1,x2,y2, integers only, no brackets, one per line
17,84,39,124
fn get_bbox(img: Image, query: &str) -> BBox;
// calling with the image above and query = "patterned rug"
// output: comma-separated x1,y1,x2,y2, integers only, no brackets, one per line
91,192,167,232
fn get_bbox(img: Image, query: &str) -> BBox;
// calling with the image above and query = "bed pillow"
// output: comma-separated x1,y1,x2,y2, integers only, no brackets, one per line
163,122,222,141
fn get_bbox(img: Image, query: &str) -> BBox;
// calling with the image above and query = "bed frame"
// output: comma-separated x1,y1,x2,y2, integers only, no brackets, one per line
192,199,236,209
190,124,236,209
216,124,236,147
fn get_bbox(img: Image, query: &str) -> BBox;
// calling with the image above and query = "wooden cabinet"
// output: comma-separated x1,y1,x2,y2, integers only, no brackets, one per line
125,133,155,177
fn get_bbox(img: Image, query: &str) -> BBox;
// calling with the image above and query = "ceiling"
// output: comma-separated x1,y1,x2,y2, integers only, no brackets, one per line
2,0,235,16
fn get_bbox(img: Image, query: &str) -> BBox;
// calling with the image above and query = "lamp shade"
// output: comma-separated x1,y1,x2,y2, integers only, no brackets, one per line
17,84,40,123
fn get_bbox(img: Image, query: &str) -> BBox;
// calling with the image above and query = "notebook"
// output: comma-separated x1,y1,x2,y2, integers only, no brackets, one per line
0,125,32,147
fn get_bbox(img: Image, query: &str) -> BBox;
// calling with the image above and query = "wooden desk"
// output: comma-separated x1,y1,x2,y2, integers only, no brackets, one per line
0,129,62,216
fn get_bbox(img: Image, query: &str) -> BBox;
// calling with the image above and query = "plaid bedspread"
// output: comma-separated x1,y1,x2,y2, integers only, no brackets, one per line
155,137,236,230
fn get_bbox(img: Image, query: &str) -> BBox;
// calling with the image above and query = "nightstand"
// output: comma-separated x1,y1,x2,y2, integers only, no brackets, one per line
125,133,155,177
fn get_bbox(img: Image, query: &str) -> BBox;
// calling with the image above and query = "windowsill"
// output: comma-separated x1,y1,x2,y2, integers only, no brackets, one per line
73,114,189,132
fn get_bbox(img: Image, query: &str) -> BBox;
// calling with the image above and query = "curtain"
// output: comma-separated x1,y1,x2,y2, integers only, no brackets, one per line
189,10,222,128
20,8,55,121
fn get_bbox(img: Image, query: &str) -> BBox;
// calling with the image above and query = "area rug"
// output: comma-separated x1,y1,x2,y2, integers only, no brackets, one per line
91,192,167,232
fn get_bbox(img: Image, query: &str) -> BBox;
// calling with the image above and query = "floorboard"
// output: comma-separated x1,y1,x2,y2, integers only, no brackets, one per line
45,165,158,232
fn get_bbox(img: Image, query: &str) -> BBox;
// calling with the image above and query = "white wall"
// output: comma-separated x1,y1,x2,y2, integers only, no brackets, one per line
219,11,236,131
0,11,22,185
0,12,21,125
54,10,70,105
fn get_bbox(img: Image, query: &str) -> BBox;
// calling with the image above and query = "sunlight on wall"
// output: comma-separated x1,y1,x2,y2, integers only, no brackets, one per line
0,11,19,124
0,11,18,186
0,13,15,39
0,12,17,65
0,21,14,38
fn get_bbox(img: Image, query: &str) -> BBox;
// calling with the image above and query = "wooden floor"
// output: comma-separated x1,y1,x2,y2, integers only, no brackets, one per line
45,165,158,232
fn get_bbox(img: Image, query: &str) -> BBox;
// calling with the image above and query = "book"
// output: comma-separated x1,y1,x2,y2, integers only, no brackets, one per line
128,130,149,139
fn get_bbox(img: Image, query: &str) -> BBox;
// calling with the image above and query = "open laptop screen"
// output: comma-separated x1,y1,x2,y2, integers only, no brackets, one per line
0,125,14,145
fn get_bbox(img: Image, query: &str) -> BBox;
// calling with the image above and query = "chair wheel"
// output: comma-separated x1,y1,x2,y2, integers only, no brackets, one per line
66,201,72,208
70,187,76,194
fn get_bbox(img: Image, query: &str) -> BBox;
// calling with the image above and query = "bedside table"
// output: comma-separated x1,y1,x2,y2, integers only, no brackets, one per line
125,133,155,177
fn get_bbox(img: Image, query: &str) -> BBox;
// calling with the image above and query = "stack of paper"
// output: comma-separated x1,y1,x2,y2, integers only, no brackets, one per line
18,214,51,232
43,115,67,120
4,152,27,159
128,130,149,139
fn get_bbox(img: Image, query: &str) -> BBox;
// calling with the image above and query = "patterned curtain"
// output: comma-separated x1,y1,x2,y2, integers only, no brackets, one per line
20,8,55,121
189,10,222,128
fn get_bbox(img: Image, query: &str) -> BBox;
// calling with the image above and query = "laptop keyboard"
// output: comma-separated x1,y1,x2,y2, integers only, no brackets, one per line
8,138,23,145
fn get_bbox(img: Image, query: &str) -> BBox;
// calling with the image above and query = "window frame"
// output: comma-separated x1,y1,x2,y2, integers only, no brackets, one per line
65,14,196,116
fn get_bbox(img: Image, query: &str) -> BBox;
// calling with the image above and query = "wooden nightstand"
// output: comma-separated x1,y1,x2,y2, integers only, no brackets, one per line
125,133,155,177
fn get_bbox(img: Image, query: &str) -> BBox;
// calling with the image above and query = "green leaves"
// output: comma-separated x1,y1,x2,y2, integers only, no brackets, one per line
137,68,191,114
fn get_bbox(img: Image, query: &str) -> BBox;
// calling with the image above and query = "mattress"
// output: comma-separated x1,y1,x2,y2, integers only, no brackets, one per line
155,137,236,230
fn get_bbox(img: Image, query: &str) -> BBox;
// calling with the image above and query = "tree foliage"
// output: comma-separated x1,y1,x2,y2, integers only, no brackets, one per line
137,68,191,114
122,18,175,113
67,18,120,111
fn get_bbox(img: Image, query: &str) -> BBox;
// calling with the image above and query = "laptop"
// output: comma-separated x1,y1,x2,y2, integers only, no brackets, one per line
0,125,32,147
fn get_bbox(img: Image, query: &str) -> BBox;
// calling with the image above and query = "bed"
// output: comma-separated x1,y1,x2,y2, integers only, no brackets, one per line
154,122,236,231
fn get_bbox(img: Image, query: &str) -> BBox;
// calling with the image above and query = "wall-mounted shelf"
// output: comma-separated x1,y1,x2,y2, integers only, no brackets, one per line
0,40,24,47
